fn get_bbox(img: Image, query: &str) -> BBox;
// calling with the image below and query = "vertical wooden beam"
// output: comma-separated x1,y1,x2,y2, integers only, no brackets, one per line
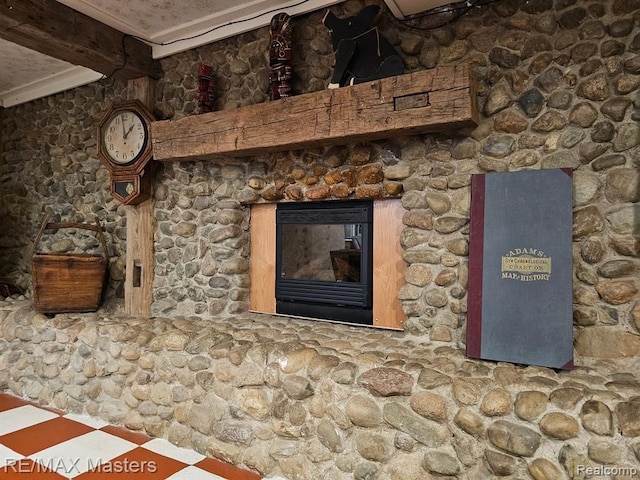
249,203,276,313
373,199,406,330
124,77,156,317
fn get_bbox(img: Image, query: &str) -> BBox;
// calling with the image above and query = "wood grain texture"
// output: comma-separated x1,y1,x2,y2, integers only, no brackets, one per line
0,0,161,80
124,198,154,317
372,199,406,330
124,77,156,317
249,203,276,314
152,64,478,161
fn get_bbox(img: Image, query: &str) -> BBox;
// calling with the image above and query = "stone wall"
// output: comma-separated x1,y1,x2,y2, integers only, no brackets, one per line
1,299,640,479
149,0,640,354
0,0,639,354
0,1,639,477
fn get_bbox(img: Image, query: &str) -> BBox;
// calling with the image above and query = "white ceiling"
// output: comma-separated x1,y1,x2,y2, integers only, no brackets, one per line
0,0,451,108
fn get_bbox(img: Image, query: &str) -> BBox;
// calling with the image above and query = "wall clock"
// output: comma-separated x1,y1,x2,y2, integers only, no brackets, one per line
97,100,156,205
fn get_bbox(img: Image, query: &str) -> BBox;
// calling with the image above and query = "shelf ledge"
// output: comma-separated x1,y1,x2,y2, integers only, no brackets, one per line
151,64,478,162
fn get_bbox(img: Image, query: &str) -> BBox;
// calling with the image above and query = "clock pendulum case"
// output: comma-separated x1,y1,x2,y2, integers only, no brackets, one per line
97,100,156,205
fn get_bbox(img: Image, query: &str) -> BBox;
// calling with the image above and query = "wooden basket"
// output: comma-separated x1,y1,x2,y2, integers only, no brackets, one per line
31,214,109,314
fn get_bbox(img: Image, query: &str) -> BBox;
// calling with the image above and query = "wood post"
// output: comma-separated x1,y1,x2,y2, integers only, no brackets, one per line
124,77,156,317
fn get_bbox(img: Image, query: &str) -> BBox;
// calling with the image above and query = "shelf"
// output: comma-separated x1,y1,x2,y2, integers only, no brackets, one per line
151,63,478,162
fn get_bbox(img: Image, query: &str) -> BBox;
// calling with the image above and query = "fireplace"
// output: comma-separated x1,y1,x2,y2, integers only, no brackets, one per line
249,199,405,330
275,200,374,325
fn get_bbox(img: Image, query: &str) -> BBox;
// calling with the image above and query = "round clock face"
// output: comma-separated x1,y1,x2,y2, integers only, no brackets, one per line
102,109,148,165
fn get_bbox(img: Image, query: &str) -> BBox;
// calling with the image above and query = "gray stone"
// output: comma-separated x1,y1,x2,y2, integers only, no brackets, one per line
573,170,602,206
317,419,343,453
485,449,517,475
613,123,640,152
597,260,636,279
483,134,515,158
356,432,392,462
532,111,568,132
570,102,599,127
383,402,450,447
487,420,541,457
282,375,314,400
212,420,253,445
605,168,640,204
606,205,640,235
601,97,632,121
535,67,564,92
417,368,451,389
518,88,545,117
434,216,469,234
422,450,460,475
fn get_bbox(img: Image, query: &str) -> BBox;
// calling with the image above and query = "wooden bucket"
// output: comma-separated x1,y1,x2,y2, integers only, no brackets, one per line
31,214,109,314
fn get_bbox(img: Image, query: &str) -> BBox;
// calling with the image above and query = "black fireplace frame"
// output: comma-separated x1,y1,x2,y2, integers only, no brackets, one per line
275,200,374,325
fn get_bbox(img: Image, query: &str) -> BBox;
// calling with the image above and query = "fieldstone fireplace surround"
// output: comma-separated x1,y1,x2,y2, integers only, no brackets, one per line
1,0,640,478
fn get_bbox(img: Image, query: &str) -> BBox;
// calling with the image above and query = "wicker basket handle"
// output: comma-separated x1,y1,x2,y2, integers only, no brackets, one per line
32,213,109,259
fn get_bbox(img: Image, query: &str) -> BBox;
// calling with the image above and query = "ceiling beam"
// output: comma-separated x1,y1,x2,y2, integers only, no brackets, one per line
0,0,162,80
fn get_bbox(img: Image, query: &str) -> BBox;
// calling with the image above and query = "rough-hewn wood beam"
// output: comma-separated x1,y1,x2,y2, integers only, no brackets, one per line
0,0,162,80
151,64,478,162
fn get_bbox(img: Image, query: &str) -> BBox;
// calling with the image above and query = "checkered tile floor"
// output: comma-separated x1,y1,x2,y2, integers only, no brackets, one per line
0,393,261,479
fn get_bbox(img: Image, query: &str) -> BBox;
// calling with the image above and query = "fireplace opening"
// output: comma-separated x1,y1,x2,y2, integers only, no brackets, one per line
275,200,374,325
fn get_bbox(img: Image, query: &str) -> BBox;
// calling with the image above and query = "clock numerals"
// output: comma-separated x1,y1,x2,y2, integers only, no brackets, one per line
102,110,147,165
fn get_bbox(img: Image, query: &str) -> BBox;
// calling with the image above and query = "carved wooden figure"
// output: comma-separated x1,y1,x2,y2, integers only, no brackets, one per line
269,12,293,100
323,5,403,88
198,63,215,113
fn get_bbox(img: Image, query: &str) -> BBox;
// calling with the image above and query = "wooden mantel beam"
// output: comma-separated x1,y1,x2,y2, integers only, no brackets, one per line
151,64,479,162
0,0,162,80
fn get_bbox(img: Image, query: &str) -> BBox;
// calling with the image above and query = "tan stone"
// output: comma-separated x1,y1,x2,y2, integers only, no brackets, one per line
279,348,318,373
615,399,640,437
487,420,541,457
595,279,638,305
528,458,563,480
515,391,548,421
452,378,484,405
410,392,448,423
632,301,640,333
549,387,584,410
345,395,383,428
580,400,614,436
587,439,621,464
454,407,484,435
575,327,640,358
480,388,512,417
540,412,580,440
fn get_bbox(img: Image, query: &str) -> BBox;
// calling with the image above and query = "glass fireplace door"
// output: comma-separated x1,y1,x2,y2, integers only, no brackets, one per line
275,200,373,325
